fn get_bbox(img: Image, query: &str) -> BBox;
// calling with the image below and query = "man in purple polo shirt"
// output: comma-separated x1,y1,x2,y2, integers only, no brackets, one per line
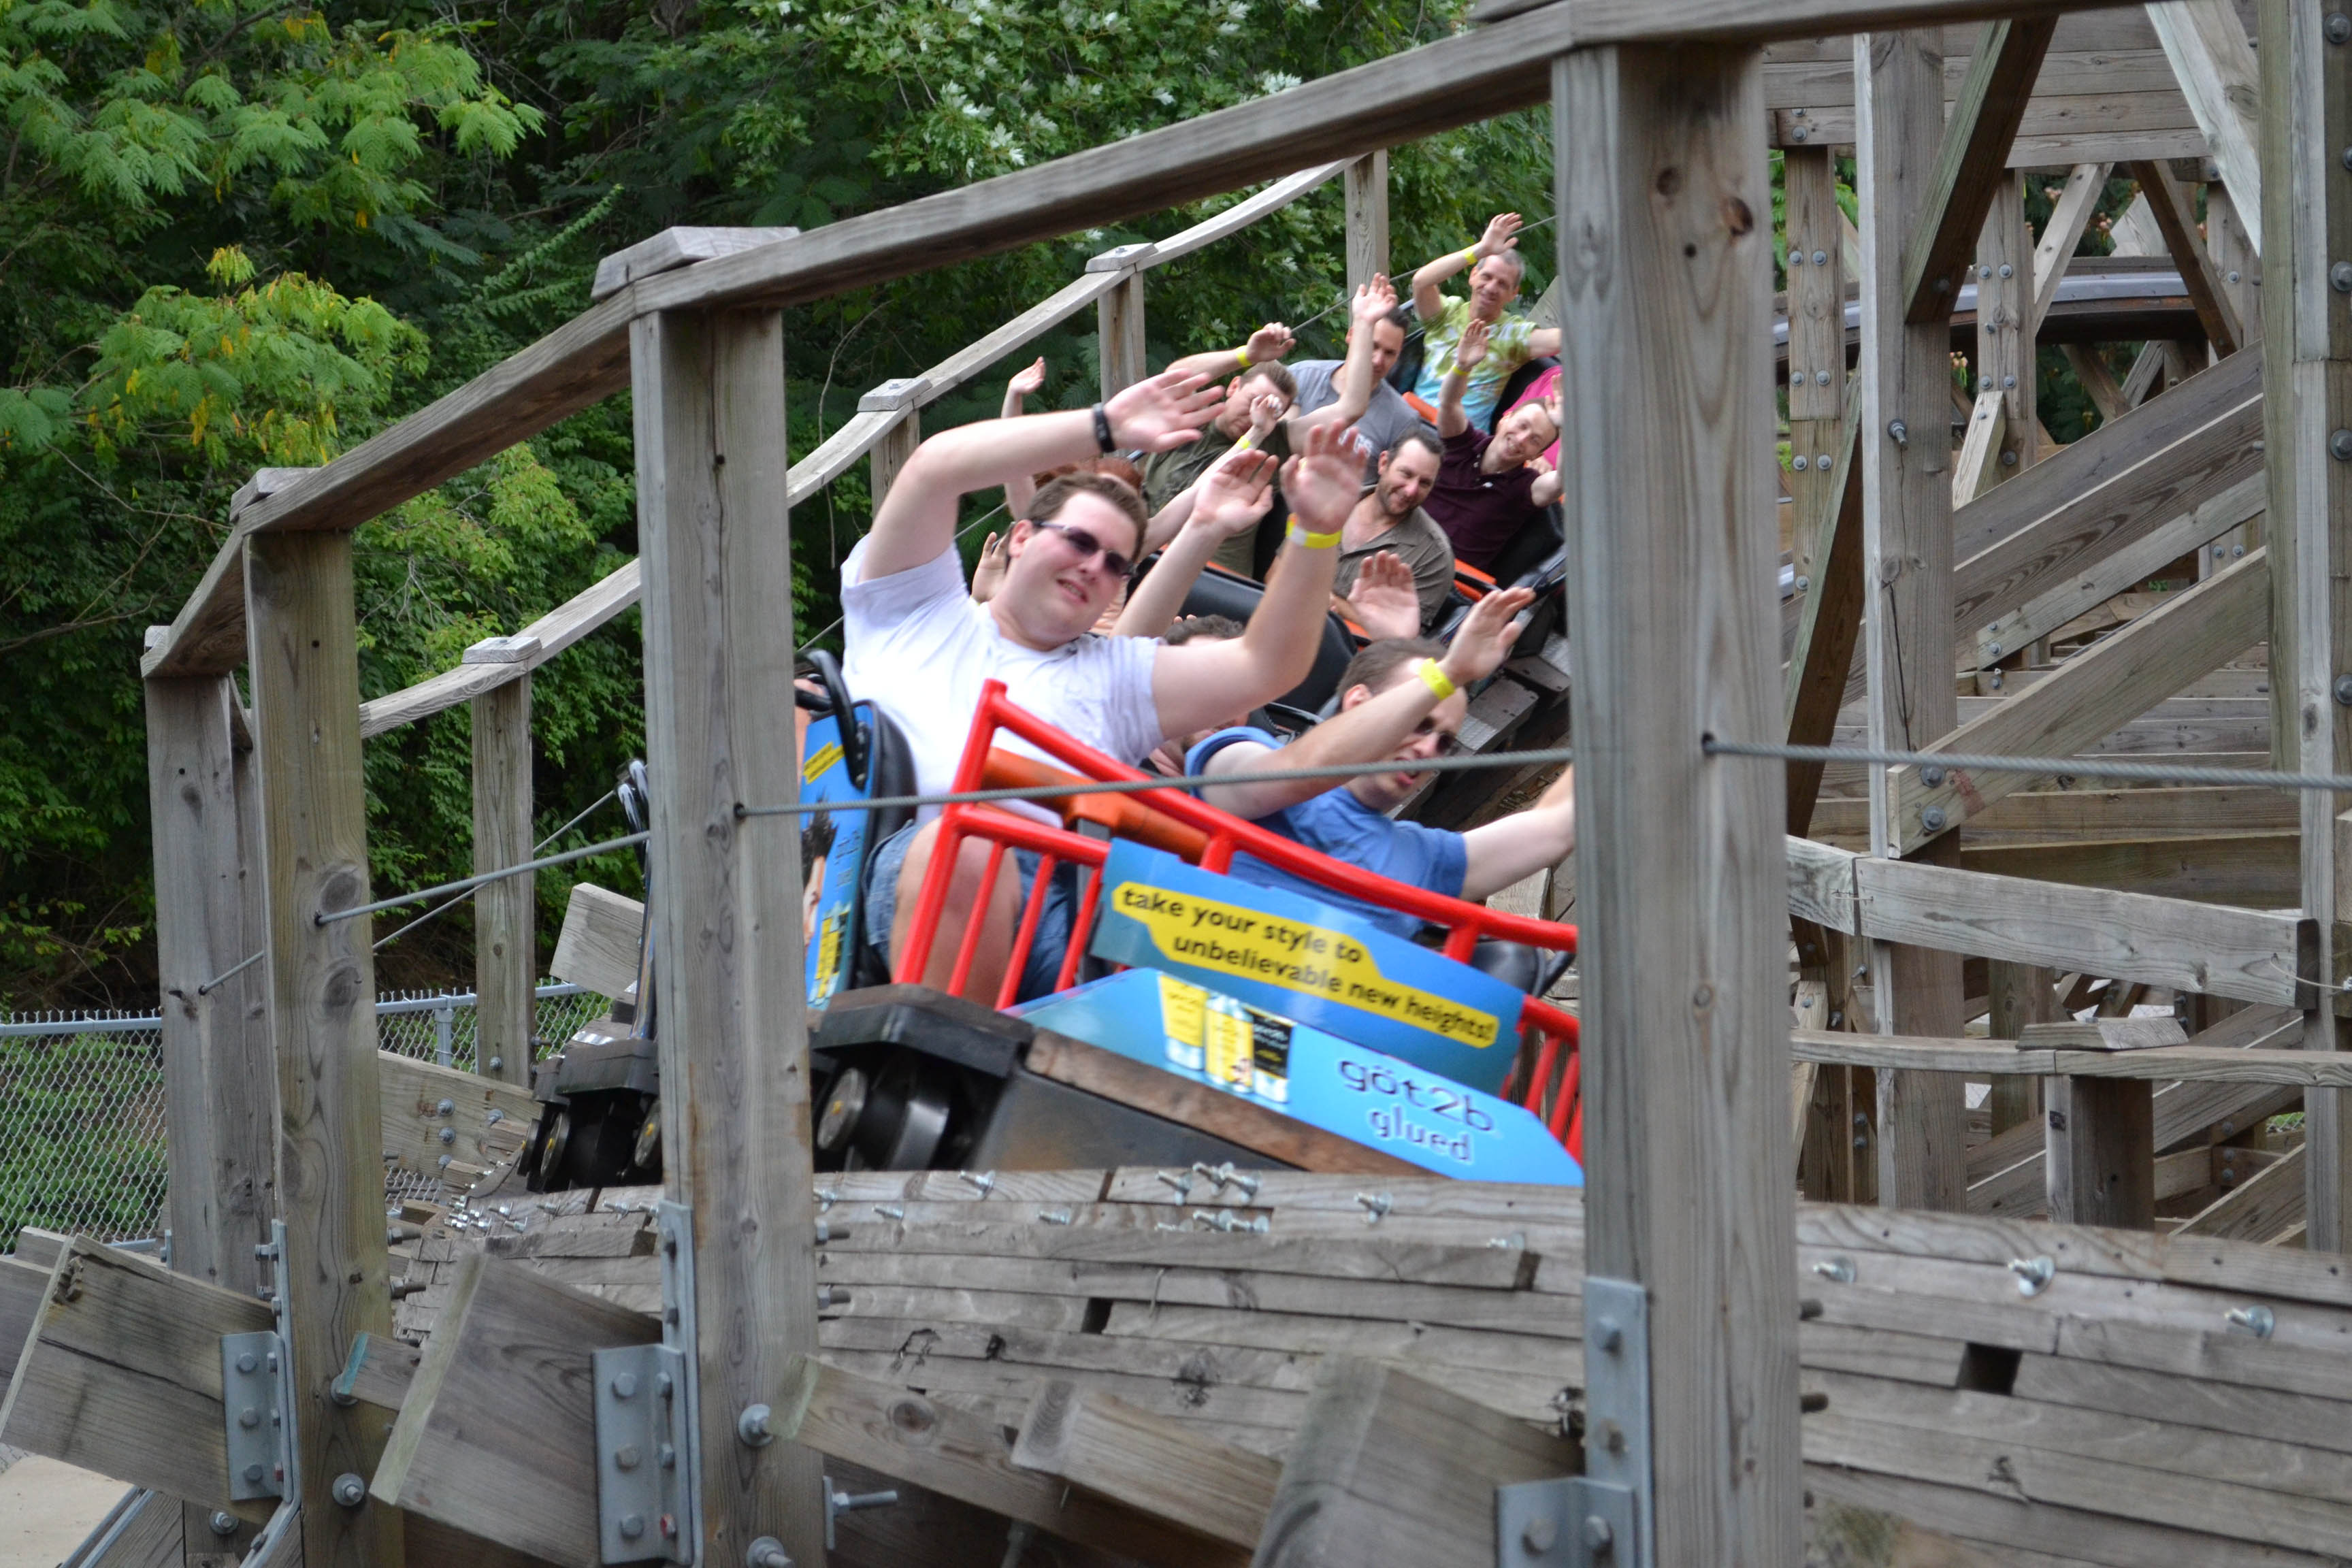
1424,316,1563,574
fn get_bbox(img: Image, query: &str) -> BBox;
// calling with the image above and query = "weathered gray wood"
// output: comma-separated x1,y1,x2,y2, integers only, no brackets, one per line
242,528,402,1568
1555,42,1801,1565
2147,1,2262,252
1891,548,2270,851
1858,24,1970,1211
2259,0,2352,1247
2174,1141,2306,1239
1097,275,1146,400
371,1254,655,1567
0,1241,272,1519
1901,18,2059,322
632,306,826,1565
548,883,644,1002
2022,1017,2189,1052
591,226,802,302
1987,961,2057,1134
143,672,273,1301
0,1255,52,1388
1012,1380,1281,1549
2046,1075,2157,1226
377,1050,536,1179
1976,169,2036,472
1250,1356,1578,1568
2029,162,2115,335
470,675,532,1085
2129,158,2247,353
1788,834,2307,1005
1343,152,1389,293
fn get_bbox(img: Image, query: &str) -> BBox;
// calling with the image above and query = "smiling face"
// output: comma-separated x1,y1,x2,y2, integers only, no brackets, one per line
1489,401,1558,470
1212,368,1295,438
1339,668,1469,811
997,493,1145,647
1467,254,1523,322
1375,440,1441,517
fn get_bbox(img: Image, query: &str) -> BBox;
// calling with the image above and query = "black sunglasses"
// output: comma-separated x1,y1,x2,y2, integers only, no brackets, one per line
1410,716,1466,757
1032,519,1134,578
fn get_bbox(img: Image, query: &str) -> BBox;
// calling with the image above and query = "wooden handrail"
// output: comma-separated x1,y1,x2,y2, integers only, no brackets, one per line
350,165,1345,734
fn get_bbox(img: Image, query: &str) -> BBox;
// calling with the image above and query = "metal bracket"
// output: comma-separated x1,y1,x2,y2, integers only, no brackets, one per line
1494,1277,1651,1567
657,1199,704,1562
222,1221,297,1504
593,1343,694,1564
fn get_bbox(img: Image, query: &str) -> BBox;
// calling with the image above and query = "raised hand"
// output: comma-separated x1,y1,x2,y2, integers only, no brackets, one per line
1346,551,1422,640
1244,391,1286,444
1454,316,1492,374
1351,274,1397,328
970,531,1009,603
1281,419,1366,536
1476,212,1523,261
1007,356,1047,401
1245,322,1296,364
1106,368,1224,453
1439,585,1536,687
1190,448,1279,539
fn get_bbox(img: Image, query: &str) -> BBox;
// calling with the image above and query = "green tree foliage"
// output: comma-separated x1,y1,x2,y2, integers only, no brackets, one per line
0,0,1553,1004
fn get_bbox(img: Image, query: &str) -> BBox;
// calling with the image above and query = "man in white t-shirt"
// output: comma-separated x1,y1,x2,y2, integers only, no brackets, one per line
843,368,1363,1001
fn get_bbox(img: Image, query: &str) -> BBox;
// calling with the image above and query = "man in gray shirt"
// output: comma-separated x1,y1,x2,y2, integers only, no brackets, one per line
1286,287,1432,479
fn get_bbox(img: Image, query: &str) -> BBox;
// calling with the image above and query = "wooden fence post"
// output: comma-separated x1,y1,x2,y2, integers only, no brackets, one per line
1554,41,1803,1565
2045,1076,2157,1227
1978,169,2036,472
1856,28,1970,1210
632,306,828,1567
2261,0,2352,1250
244,531,403,1568
1345,150,1390,293
471,676,533,1085
871,411,920,507
1098,274,1146,399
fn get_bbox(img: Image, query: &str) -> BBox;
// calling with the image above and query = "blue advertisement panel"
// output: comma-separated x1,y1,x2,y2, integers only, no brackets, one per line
798,712,868,1008
1086,839,1526,1094
1016,968,1580,1186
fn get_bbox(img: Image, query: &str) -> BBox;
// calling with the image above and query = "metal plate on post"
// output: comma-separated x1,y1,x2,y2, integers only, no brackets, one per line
220,1330,287,1502
593,1342,693,1565
1494,1276,1650,1568
1497,1475,1637,1568
655,1198,703,1565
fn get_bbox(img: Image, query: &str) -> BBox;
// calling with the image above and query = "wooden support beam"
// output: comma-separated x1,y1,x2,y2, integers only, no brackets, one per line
143,669,274,1301
244,527,404,1568
470,674,532,1086
1784,404,1866,836
1859,26,1970,1210
2260,0,2352,1248
1555,40,1801,1560
868,410,919,508
371,1254,654,1568
549,883,644,1002
1009,1380,1279,1550
2147,0,2262,249
1986,961,2057,1134
1890,546,2270,853
2175,1142,2306,1239
2129,158,2247,355
1788,834,2307,1007
0,1240,272,1519
1096,273,1146,399
2062,342,2132,422
1900,18,2059,323
1343,150,1390,293
1976,169,2035,470
773,1353,1240,1566
1782,144,1851,831
376,1051,536,1180
2046,1075,2157,1227
2029,162,2115,337
1251,1357,1579,1568
632,306,826,1565
1951,387,2009,506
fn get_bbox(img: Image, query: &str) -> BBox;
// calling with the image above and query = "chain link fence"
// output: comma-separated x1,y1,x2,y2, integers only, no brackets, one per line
0,983,600,1254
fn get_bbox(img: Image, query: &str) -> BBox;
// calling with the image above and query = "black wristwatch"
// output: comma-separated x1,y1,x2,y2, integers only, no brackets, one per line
1091,403,1118,455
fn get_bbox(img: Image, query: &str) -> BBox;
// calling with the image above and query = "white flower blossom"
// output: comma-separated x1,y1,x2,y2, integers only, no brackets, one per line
1256,70,1301,95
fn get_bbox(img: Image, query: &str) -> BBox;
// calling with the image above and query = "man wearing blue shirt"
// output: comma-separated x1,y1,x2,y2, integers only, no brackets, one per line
1183,593,1576,940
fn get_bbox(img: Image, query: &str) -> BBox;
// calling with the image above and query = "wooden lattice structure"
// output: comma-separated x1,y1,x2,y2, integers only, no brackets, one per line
9,0,2352,1564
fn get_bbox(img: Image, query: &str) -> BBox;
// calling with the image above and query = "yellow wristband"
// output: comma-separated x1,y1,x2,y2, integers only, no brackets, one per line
1235,346,1252,370
1460,246,1480,267
1418,660,1458,701
1234,431,1256,453
1286,515,1341,550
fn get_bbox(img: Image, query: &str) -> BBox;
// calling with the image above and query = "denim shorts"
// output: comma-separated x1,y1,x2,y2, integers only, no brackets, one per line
864,821,1079,1002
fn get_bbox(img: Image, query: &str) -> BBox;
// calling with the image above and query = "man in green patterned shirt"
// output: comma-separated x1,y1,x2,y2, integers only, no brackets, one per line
1409,212,1562,431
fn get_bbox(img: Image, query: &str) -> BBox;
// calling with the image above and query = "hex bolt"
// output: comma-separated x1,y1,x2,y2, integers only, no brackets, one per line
435,1098,454,1117
1816,448,1831,465
1794,575,1811,593
485,1109,503,1124
1792,455,1808,471
243,1464,264,1484
739,1403,777,1448
208,1513,238,1538
1522,1514,1559,1554
747,1537,794,1568
438,1127,457,1145
487,1056,504,1073
2334,674,2352,708
1584,1514,1617,1553
1998,263,2014,279
2330,10,2352,42
1812,1256,1857,1284
611,1372,639,1399
1921,764,1946,787
238,1406,260,1429
2227,1304,2276,1338
2333,429,2352,462
236,1351,258,1374
615,1445,642,1471
2009,1256,2057,1296
1922,806,1948,833
619,1516,647,1542
331,1473,366,1508
1886,419,1908,448
1977,264,1991,279
1812,250,1827,267
1592,1318,1624,1354
2335,263,2352,295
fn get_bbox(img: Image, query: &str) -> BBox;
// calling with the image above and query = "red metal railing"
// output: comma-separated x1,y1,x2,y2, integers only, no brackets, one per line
896,681,1582,1158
